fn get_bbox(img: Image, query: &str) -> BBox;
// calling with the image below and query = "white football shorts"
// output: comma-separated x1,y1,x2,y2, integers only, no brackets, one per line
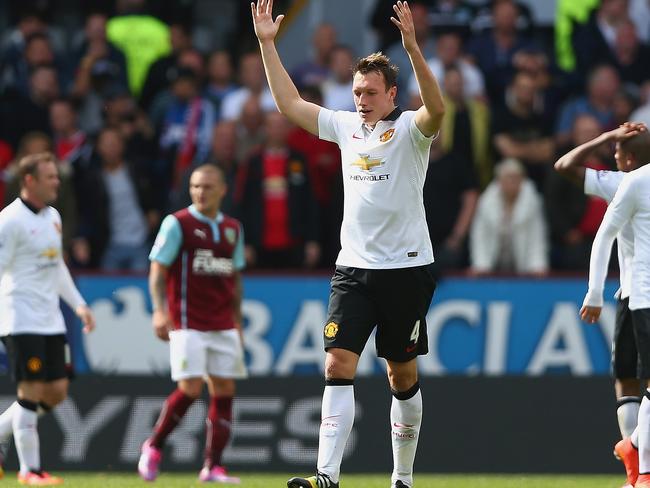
169,328,248,381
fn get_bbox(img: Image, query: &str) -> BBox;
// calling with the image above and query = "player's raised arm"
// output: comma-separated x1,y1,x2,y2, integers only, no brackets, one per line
391,1,444,137
554,122,646,186
252,0,321,135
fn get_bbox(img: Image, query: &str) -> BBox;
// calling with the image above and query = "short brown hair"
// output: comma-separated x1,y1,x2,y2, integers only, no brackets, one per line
18,152,56,187
352,52,398,90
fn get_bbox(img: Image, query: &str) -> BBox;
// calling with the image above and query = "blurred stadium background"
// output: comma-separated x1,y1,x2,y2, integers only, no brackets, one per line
0,0,642,482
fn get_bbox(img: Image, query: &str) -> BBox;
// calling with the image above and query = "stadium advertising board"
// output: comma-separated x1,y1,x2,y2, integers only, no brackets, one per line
0,376,622,473
69,275,618,376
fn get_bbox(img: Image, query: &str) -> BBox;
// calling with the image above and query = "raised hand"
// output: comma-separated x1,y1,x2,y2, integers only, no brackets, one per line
608,121,648,143
251,0,285,42
390,1,418,53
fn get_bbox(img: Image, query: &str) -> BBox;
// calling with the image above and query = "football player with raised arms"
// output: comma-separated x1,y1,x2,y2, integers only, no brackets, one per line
252,1,444,487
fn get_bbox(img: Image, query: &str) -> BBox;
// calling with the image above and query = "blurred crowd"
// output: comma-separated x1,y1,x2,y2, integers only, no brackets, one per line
0,0,645,276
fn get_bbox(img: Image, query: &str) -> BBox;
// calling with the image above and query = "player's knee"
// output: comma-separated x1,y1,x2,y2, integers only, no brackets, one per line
387,369,417,392
324,349,357,380
178,379,204,399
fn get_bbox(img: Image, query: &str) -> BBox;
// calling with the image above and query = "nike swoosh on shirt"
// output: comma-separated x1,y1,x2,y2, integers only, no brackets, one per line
352,134,362,139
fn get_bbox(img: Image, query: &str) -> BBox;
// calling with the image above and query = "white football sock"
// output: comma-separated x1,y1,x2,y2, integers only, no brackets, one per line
13,403,39,475
638,391,650,473
0,402,18,440
618,397,641,439
317,383,355,483
391,386,422,488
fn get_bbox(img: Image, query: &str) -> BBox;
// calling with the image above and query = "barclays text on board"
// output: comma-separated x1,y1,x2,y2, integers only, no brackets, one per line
71,276,618,376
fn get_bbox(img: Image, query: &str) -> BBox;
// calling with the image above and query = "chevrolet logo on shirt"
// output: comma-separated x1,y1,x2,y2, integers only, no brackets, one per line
40,248,58,259
351,155,383,171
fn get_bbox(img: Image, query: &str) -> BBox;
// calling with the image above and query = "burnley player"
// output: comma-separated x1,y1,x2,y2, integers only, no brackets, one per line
253,1,444,487
138,164,246,483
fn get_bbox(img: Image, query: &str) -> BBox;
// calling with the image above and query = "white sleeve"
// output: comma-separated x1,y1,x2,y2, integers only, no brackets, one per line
584,175,638,307
584,169,624,202
58,260,86,310
318,107,339,143
0,217,18,275
408,111,435,148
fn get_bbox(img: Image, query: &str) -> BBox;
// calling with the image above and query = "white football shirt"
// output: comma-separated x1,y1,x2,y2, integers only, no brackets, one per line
585,164,650,310
0,199,85,335
584,169,631,299
318,107,435,269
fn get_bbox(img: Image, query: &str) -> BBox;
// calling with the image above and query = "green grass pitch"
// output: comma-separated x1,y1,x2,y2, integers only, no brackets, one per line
0,473,626,487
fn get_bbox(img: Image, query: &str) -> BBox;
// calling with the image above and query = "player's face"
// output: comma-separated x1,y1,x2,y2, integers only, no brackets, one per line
189,169,227,216
353,71,397,127
32,161,60,205
615,142,634,171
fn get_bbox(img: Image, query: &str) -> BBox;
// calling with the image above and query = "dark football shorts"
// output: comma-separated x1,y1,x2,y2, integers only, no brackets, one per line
324,265,436,363
626,306,650,379
2,334,72,383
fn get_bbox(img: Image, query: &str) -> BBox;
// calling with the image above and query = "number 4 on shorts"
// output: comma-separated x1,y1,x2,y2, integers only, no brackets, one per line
410,320,420,343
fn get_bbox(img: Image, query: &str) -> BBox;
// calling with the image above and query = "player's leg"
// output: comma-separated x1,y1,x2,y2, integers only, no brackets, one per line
613,298,642,440
288,266,377,488
199,328,247,482
376,265,435,488
385,359,420,488
139,329,205,481
631,309,650,487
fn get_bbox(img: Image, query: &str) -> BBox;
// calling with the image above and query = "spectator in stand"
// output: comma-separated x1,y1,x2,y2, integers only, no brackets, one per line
407,30,486,105
71,12,129,96
492,70,555,190
511,47,566,118
631,81,650,127
204,50,238,121
149,47,207,129
173,120,240,214
49,98,87,167
221,52,276,121
470,0,536,36
2,65,59,149
545,114,612,270
386,1,437,107
428,0,477,39
157,67,215,212
322,45,356,112
610,19,650,87
235,111,320,269
287,84,342,267
107,0,171,97
630,0,650,43
77,127,158,270
434,66,492,188
1,32,66,96
104,92,157,170
573,0,631,77
235,96,266,161
470,158,549,275
555,64,620,147
0,12,47,83
140,22,193,111
424,131,479,275
613,88,639,128
290,23,337,90
466,0,537,102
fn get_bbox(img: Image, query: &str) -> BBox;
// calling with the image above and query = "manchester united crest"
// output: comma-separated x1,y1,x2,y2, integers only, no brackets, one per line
324,322,339,339
379,128,395,142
